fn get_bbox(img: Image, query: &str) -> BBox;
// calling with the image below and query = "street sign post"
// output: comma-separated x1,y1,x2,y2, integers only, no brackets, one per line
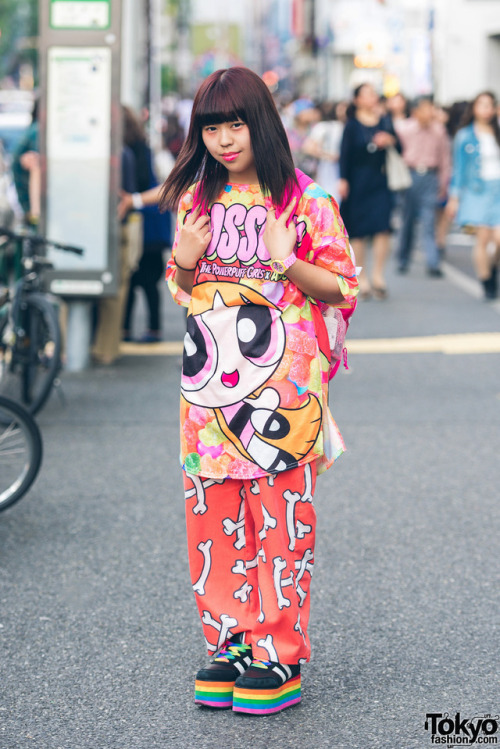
39,0,122,369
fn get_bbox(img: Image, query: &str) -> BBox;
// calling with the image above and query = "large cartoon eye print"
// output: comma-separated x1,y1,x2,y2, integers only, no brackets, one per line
181,313,217,393
181,283,287,409
236,304,284,368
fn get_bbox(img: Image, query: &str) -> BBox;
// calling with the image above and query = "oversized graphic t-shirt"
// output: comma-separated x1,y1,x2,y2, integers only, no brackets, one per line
166,181,359,480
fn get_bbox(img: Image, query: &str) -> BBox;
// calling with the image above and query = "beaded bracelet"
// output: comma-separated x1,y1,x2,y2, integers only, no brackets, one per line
174,257,197,272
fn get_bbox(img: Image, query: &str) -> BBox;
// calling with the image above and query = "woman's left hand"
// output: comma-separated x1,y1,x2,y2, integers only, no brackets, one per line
263,199,298,262
372,131,395,149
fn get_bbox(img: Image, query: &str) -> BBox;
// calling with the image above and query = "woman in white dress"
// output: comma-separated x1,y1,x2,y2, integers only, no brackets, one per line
302,102,344,203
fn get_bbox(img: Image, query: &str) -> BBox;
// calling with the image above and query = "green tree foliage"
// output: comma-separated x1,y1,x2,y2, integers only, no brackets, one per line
0,0,38,83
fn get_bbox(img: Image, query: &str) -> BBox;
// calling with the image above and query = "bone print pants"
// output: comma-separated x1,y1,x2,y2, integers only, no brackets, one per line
183,462,317,665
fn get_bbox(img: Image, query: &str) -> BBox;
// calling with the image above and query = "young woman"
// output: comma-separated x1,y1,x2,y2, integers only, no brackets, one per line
446,91,500,299
302,101,344,203
339,83,401,299
160,67,358,715
122,106,171,342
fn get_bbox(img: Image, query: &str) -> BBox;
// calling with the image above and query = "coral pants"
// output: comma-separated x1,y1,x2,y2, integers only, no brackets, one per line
183,462,317,665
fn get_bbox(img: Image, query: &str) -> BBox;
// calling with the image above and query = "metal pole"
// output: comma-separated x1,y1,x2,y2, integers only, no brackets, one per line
65,300,93,372
148,0,163,154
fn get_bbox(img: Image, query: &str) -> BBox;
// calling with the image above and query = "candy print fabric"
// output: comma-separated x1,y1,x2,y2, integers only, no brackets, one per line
166,181,358,480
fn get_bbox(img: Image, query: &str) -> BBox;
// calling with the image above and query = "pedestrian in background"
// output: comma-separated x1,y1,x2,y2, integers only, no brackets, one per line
446,91,500,299
92,106,142,364
12,98,40,227
161,66,358,715
434,100,470,256
122,106,171,343
386,92,410,134
285,98,321,178
302,101,344,203
339,82,400,299
396,96,451,277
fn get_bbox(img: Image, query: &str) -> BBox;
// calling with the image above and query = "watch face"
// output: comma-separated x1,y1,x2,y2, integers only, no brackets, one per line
271,259,285,273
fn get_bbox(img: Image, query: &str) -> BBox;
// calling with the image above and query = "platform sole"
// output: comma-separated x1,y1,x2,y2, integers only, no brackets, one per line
232,675,301,715
194,679,235,709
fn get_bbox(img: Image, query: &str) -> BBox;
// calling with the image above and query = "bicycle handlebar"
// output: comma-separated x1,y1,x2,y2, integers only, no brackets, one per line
0,226,84,256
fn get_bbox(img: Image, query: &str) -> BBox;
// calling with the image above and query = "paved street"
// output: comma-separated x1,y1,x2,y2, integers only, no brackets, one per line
1,248,499,749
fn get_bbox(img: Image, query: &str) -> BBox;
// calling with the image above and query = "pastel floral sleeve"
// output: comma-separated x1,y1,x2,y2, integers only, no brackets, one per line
299,183,359,308
165,189,194,307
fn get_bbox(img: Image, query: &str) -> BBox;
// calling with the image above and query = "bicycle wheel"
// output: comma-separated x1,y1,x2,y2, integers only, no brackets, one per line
0,293,61,415
0,395,43,512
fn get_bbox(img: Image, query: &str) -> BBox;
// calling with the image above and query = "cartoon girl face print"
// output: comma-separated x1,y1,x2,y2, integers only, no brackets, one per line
181,283,286,408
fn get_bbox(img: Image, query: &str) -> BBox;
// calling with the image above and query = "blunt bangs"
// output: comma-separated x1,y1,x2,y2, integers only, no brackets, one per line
194,76,248,129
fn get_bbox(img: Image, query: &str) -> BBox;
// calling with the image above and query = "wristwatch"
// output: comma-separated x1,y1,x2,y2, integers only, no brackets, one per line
131,192,144,209
270,252,297,274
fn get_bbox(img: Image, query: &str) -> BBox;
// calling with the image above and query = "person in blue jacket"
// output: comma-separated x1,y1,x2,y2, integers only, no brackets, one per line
122,106,171,342
446,91,500,299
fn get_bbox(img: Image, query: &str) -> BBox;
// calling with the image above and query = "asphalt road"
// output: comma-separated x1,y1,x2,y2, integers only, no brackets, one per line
1,248,499,749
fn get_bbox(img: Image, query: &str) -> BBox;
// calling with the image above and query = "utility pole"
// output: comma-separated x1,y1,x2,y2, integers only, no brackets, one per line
147,0,163,154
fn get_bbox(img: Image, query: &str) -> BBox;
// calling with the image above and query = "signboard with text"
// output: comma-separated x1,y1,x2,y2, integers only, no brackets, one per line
39,0,121,297
50,0,111,30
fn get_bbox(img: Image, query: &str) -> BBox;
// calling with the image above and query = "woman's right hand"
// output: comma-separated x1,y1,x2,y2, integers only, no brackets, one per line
118,191,133,220
175,205,212,270
445,196,459,220
338,179,350,201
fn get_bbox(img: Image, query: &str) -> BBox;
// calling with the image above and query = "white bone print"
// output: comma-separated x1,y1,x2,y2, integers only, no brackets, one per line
245,554,259,570
185,476,224,515
222,488,246,550
296,519,312,540
201,611,238,651
294,612,306,643
257,587,265,623
233,581,253,603
257,634,278,662
258,502,277,542
249,480,260,495
231,559,247,576
272,556,294,609
294,548,314,607
283,463,313,551
192,539,213,595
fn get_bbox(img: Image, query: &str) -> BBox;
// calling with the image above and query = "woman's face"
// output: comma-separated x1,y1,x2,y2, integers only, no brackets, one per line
202,120,258,184
355,85,379,112
473,94,496,124
387,94,406,117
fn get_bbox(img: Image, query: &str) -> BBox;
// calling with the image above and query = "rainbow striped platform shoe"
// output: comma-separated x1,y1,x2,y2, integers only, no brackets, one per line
195,640,253,709
232,659,301,715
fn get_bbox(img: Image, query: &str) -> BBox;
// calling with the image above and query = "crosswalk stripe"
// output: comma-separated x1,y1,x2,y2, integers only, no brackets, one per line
346,332,500,355
120,332,500,358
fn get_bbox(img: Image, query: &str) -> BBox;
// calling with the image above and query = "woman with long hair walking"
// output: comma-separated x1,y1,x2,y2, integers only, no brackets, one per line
446,91,500,299
338,83,401,299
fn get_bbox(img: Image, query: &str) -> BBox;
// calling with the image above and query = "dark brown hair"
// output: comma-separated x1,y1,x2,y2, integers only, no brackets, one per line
459,91,500,147
122,105,146,147
345,83,376,120
159,67,298,211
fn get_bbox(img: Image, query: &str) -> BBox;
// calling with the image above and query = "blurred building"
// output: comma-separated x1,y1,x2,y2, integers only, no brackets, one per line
148,0,500,105
313,0,434,100
433,0,500,103
160,0,437,100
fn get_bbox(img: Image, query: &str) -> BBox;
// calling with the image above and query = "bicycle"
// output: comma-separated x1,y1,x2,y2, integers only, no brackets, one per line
0,394,43,512
0,226,83,415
